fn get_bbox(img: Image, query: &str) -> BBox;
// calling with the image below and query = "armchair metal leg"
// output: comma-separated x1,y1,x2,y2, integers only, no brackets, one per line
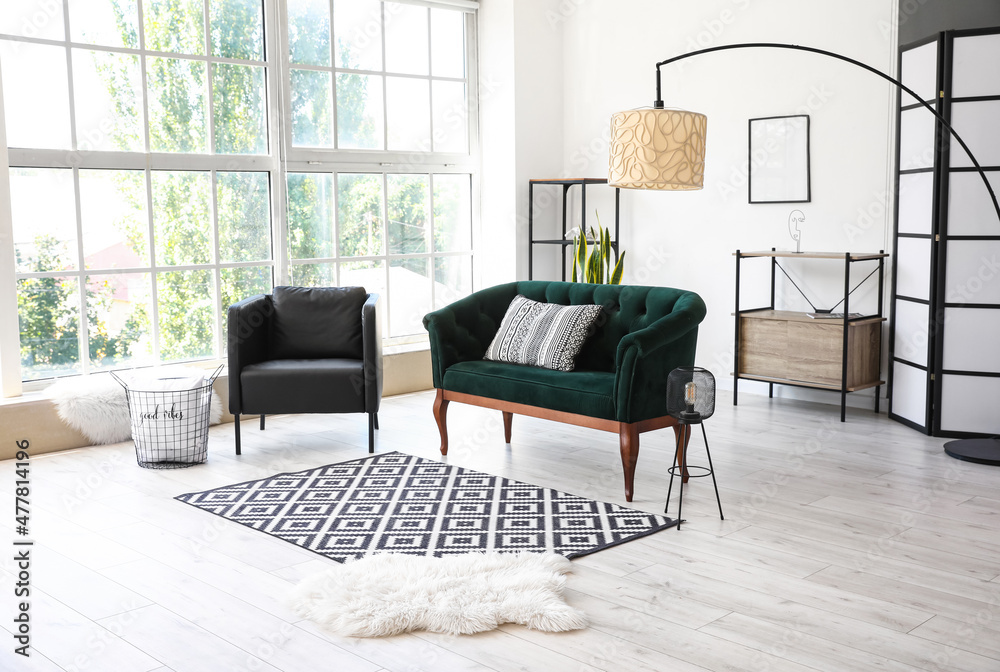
234,414,241,455
368,413,375,453
373,412,379,430
260,414,265,431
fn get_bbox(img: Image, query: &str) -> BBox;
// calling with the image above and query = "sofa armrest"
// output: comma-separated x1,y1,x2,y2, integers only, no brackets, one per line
615,291,707,363
361,293,383,413
613,291,707,422
227,294,273,414
423,283,518,388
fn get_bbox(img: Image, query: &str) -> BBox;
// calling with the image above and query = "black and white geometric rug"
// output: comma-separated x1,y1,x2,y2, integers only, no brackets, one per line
175,451,678,563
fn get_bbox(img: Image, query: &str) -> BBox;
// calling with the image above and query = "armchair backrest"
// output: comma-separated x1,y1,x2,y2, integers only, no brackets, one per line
270,286,368,359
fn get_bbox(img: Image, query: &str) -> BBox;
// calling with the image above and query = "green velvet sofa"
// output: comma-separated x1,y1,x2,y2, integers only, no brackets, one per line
422,281,707,501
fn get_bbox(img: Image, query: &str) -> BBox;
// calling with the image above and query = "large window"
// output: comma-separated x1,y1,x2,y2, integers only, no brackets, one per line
0,0,477,388
282,0,477,340
286,170,472,337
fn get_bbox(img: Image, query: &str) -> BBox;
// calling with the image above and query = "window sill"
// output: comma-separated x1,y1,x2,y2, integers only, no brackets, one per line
384,340,430,356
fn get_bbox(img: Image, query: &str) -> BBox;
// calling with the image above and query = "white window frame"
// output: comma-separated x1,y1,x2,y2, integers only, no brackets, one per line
278,0,480,343
0,0,480,395
2,0,282,393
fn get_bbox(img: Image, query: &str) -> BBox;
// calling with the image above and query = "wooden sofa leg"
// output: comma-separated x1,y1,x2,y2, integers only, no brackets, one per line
502,412,513,443
433,388,449,455
260,414,265,431
673,424,691,483
619,423,639,502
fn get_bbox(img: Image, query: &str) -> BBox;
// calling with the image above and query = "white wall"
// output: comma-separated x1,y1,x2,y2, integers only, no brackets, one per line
478,0,517,287
479,0,569,286
480,0,901,408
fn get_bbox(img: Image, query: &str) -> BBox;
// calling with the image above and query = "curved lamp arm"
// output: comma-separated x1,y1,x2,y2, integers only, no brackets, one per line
652,42,1000,221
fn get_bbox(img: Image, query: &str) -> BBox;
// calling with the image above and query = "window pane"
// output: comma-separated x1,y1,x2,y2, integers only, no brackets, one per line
341,260,385,325
389,257,429,337
430,8,464,78
338,173,384,257
157,269,216,361
287,173,335,259
221,265,271,349
0,41,71,149
69,0,139,48
211,0,263,60
151,171,211,266
387,174,428,255
287,0,330,66
87,272,153,370
291,69,333,147
147,57,208,153
18,276,81,380
290,262,336,286
143,0,205,55
1,0,65,39
384,2,427,75
80,169,149,268
336,73,384,150
386,77,430,151
213,63,267,154
73,49,145,152
433,174,471,252
333,0,382,71
432,80,467,153
218,172,270,262
434,255,471,309
10,168,77,273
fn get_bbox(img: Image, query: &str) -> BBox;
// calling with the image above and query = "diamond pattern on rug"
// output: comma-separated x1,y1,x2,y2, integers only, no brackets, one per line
175,452,678,563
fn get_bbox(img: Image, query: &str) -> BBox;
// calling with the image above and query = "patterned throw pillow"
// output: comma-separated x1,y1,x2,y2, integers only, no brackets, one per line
483,295,603,371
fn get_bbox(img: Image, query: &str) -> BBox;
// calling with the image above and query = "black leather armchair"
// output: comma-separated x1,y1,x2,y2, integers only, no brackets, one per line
227,286,383,454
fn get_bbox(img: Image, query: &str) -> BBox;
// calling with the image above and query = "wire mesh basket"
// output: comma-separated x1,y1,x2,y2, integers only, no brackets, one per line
112,366,222,469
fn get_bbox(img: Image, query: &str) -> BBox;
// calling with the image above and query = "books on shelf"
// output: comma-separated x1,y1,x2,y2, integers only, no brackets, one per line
806,312,863,320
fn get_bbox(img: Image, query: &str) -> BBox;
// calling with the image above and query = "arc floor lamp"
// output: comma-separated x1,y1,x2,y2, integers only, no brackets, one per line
607,42,1000,465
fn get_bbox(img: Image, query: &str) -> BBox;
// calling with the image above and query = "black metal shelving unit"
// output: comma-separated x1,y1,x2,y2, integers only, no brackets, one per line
734,248,888,422
528,178,620,280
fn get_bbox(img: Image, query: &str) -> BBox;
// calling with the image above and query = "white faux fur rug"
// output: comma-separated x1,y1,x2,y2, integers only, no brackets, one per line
47,372,222,445
289,552,588,637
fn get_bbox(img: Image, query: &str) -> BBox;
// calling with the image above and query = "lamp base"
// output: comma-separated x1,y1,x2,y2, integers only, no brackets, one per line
943,437,1000,466
679,410,702,423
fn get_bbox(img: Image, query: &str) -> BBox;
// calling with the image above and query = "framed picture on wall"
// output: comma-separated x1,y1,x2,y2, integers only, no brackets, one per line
748,114,811,203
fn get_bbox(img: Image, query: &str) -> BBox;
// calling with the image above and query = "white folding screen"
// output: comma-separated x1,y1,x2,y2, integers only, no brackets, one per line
889,28,1000,437
939,29,1000,435
889,37,938,431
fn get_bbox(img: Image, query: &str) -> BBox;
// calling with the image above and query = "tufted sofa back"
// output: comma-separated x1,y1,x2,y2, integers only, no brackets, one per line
513,281,696,372
429,281,701,375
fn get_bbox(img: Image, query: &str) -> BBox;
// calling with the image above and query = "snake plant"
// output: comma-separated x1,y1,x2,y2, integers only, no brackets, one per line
568,212,626,284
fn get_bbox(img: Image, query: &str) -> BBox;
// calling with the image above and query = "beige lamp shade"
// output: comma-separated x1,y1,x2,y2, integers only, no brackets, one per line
608,108,707,190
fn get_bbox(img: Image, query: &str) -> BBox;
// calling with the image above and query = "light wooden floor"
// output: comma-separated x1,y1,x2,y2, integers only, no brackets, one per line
2,389,1000,672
